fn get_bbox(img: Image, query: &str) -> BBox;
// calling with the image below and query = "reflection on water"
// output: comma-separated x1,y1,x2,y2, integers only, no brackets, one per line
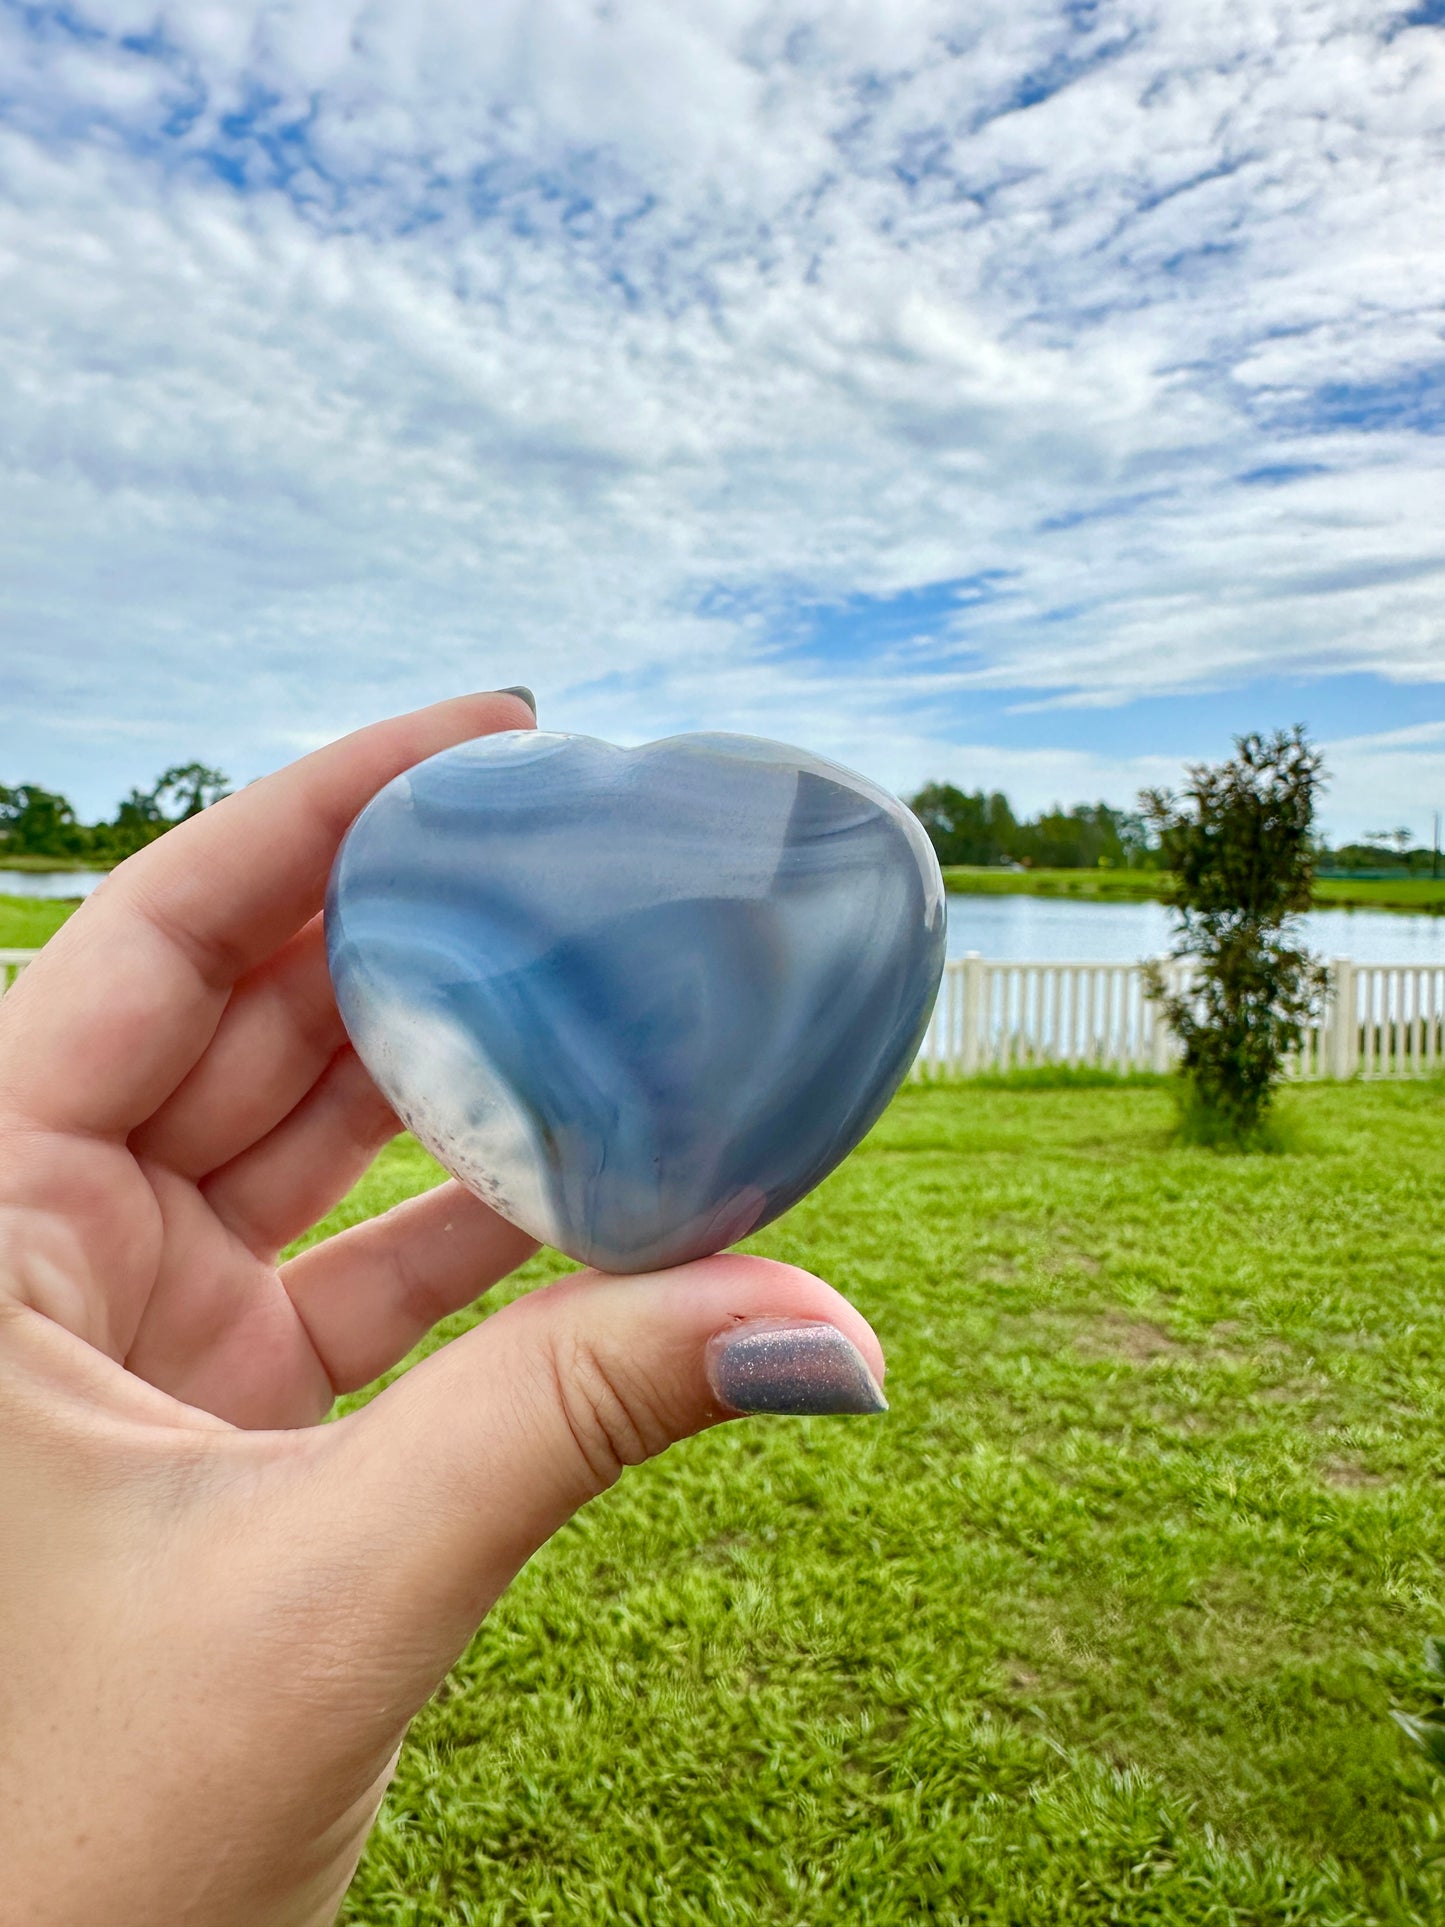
944,892,1445,965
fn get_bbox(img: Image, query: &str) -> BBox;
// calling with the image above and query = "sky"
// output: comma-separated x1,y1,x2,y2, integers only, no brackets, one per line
1,0,1443,843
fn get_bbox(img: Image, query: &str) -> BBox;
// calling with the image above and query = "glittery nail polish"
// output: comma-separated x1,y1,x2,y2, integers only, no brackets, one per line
497,685,536,716
705,1318,887,1416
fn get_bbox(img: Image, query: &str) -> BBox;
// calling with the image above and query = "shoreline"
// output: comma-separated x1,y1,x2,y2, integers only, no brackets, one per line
2,867,1442,921
0,854,109,873
939,867,1444,916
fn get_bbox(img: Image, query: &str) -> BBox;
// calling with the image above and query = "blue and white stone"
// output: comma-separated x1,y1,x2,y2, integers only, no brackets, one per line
326,731,946,1274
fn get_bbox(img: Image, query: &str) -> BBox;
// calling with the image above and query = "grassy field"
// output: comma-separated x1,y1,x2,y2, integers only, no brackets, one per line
0,892,82,947
1313,876,1445,914
941,865,1167,902
279,1079,1445,1925
0,853,101,872
941,867,1445,914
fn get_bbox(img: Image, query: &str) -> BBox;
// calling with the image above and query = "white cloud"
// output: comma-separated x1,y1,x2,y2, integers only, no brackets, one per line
1317,721,1445,847
0,0,1442,823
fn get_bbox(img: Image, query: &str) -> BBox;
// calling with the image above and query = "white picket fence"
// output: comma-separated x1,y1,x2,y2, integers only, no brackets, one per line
2,947,1442,1081
914,954,1445,1081
0,949,33,994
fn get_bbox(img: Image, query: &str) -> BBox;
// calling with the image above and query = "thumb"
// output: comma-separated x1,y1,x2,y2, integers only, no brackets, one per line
315,1252,886,1690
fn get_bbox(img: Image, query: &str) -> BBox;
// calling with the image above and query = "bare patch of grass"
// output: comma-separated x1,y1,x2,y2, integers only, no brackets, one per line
1073,1312,1183,1364
1320,1457,1390,1492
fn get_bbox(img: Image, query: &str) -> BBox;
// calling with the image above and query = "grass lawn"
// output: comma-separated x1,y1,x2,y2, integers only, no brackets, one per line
288,1079,1445,1925
941,867,1445,914
941,865,1168,902
0,852,102,872
1313,876,1445,915
0,892,83,948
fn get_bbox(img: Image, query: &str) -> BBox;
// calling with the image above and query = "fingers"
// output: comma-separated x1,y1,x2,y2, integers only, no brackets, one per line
201,1047,400,1258
0,691,535,1139
131,917,343,1179
121,1166,537,1427
310,1254,886,1695
280,1181,538,1394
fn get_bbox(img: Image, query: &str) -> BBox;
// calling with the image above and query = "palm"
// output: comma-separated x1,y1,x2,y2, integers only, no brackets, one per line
59,1090,347,1429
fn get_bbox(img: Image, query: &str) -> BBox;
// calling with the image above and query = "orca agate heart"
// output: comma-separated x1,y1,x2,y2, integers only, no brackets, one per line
325,732,945,1274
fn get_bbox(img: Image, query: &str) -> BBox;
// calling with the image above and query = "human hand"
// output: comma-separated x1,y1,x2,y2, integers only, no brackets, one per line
0,694,886,1927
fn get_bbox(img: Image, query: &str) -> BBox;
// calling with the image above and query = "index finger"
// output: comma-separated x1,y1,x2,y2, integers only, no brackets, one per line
0,691,535,1137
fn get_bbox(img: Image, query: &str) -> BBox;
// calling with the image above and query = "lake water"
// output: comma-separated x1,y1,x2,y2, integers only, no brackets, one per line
0,868,111,900
1,868,1440,964
944,893,1445,964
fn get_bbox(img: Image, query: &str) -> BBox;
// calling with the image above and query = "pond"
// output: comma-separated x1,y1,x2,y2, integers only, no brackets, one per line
0,868,111,900
944,892,1445,964
2,868,1440,964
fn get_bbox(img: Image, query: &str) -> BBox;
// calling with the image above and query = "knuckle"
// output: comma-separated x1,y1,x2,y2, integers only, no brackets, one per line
546,1329,671,1496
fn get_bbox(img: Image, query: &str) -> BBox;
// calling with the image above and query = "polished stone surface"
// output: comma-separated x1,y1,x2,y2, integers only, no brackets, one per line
326,731,946,1273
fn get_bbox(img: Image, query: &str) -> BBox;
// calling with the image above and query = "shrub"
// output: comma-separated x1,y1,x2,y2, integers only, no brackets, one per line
1140,728,1328,1147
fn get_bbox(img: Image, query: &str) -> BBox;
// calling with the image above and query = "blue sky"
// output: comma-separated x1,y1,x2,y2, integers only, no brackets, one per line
1,0,1443,841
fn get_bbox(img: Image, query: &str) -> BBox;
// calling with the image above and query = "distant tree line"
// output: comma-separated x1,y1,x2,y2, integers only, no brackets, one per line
0,764,230,863
907,781,1436,874
1317,831,1439,877
0,762,1432,877
906,783,1157,870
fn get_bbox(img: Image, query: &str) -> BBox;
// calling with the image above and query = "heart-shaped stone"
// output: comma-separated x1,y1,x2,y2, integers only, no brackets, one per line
326,731,945,1273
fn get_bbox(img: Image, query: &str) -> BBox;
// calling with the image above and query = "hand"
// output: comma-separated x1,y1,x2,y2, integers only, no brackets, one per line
0,694,886,1927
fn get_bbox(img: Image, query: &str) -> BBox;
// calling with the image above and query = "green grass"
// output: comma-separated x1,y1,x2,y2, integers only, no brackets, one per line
0,892,83,948
1313,876,1445,914
942,865,1169,902
298,1080,1445,1924
0,852,106,872
942,866,1445,913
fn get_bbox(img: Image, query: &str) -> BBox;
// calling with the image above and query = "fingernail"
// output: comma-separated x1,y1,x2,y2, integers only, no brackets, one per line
706,1318,888,1416
497,685,536,717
